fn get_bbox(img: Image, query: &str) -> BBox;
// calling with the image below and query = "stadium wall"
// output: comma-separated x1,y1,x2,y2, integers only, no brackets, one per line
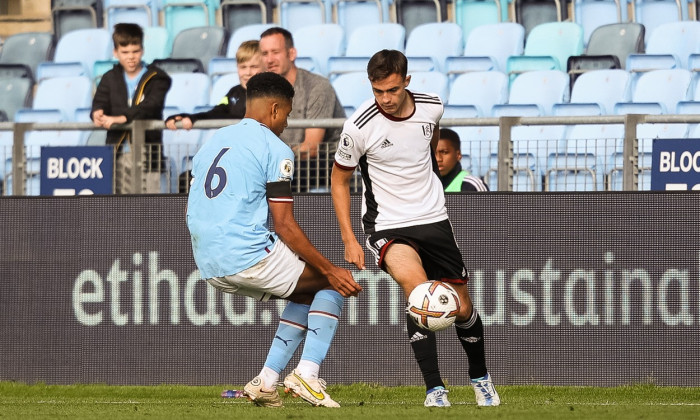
1,193,699,386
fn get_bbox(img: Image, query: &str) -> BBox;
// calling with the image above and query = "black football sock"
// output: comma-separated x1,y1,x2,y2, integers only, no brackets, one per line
406,312,444,391
454,306,488,379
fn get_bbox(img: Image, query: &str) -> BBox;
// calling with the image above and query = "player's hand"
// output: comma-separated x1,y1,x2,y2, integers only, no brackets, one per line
326,266,362,297
344,239,365,270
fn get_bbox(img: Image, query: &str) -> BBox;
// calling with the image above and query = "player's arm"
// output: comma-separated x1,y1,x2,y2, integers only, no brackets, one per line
330,164,365,270
268,181,362,297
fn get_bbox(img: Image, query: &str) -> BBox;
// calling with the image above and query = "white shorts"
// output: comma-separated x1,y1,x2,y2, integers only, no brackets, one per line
206,240,305,302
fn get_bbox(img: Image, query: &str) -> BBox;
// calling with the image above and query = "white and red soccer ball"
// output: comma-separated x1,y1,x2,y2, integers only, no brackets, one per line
407,280,461,332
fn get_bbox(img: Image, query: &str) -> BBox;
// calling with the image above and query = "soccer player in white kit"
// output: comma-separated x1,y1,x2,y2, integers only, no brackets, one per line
187,72,362,408
330,50,500,407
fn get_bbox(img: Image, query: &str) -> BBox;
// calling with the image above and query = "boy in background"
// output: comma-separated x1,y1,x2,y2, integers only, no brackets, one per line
92,23,171,194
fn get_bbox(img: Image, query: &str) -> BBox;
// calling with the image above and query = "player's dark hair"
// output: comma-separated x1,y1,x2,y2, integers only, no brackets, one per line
367,49,408,81
260,27,294,49
112,23,143,49
246,72,295,101
439,128,461,152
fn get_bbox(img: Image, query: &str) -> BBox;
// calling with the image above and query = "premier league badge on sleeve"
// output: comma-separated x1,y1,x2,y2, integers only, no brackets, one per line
279,158,293,180
340,133,354,150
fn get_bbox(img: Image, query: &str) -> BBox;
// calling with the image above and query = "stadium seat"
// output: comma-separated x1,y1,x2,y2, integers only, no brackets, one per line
209,72,241,105
143,26,172,65
208,57,238,82
628,21,700,71
395,0,448,38
104,0,158,29
0,65,35,122
52,0,103,40
405,22,464,73
0,32,55,79
508,69,570,115
165,72,211,113
226,23,276,57
220,0,271,35
619,68,692,114
584,22,645,70
507,22,584,75
545,152,605,191
162,0,217,48
163,128,202,192
608,151,652,190
32,76,93,121
293,24,345,77
278,0,326,33
573,0,624,45
170,26,228,73
453,0,502,44
336,0,386,40
447,22,525,76
447,71,509,116
566,69,631,114
331,71,373,111
37,28,112,80
632,0,688,44
327,23,404,80
408,71,449,102
515,0,565,37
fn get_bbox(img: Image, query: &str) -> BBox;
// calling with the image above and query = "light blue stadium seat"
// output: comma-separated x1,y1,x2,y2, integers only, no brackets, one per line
485,152,543,191
442,104,480,119
574,0,624,45
143,26,172,65
209,72,240,105
37,28,111,81
165,73,211,113
614,102,688,154
508,69,570,115
618,69,692,114
633,0,689,45
278,0,326,33
32,76,93,121
454,0,502,44
293,24,345,77
74,107,107,146
327,23,404,80
447,71,509,116
567,69,630,114
92,59,118,86
163,127,202,192
629,21,700,72
545,152,605,191
336,0,386,40
507,21,584,75
560,118,623,177
208,57,238,82
457,22,525,75
608,151,652,190
407,71,449,102
226,23,276,57
105,0,159,29
405,22,464,73
331,71,373,111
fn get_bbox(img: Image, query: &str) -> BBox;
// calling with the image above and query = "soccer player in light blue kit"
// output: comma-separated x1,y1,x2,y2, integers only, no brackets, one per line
186,72,362,408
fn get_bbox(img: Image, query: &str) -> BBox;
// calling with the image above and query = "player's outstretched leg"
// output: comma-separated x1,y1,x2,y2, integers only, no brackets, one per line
405,311,451,407
244,302,310,407
284,289,344,407
454,306,500,406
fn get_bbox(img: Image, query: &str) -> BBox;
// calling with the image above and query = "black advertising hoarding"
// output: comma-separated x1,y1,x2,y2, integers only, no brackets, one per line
0,193,698,386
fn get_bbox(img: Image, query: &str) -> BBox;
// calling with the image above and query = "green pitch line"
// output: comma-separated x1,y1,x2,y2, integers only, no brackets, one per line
1,382,699,419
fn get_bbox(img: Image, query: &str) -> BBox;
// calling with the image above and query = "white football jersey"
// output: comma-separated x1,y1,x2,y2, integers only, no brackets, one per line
335,91,448,233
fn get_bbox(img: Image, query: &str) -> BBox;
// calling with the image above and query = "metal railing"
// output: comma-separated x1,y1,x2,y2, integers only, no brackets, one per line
3,114,700,195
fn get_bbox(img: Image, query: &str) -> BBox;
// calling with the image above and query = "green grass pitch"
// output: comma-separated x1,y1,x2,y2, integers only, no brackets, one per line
2,382,699,419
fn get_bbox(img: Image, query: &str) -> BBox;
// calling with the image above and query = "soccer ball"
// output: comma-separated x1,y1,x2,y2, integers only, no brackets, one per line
407,281,461,332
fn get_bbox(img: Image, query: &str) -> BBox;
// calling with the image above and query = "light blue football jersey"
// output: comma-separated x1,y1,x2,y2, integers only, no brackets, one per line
186,119,295,279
